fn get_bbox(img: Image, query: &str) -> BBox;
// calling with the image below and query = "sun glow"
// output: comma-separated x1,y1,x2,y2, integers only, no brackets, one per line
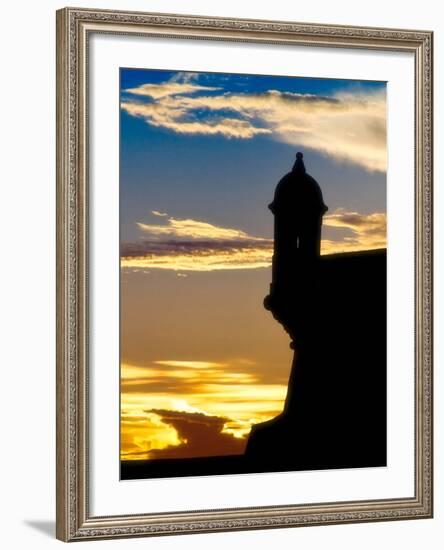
120,361,288,460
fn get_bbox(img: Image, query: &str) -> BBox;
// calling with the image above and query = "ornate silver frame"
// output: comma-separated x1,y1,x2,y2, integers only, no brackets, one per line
56,7,433,542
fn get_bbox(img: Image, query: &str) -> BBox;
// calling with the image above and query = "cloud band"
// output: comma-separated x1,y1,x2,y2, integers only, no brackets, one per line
121,211,386,271
121,76,386,172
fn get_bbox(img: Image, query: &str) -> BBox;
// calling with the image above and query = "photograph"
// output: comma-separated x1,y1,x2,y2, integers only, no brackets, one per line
119,68,387,480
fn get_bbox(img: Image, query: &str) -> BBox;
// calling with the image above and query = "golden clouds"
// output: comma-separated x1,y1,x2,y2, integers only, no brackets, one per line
121,211,386,272
122,77,386,172
154,360,225,369
120,360,288,460
322,210,387,253
138,213,269,242
123,212,272,271
121,410,182,460
121,246,272,272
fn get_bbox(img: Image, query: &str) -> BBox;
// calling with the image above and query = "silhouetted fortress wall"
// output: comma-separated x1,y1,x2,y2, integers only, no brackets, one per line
246,248,387,470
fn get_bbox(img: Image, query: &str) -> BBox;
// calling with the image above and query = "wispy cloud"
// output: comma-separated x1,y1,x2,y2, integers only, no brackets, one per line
153,360,226,369
121,99,271,139
121,240,272,271
137,216,269,242
121,76,386,172
121,211,386,271
124,81,221,99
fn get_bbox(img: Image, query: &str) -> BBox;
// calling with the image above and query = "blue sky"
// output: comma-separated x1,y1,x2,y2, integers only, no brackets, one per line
120,68,386,245
120,68,384,100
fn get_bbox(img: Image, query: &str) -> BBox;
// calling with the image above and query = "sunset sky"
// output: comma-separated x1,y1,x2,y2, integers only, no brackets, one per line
119,68,387,461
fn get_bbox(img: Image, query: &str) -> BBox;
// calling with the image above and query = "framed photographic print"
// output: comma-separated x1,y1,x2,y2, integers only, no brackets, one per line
56,7,433,542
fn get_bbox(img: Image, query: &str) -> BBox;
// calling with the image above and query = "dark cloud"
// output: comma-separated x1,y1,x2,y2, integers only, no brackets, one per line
121,239,272,257
145,409,246,459
267,90,341,105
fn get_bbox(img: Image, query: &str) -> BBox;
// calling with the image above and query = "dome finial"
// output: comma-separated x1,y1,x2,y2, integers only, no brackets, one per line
293,151,306,174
